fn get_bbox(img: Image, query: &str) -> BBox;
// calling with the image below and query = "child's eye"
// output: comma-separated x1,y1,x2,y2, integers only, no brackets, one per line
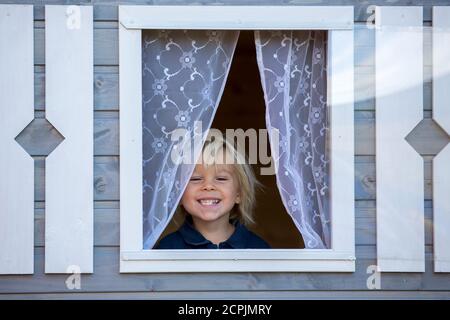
190,177,202,182
216,177,228,181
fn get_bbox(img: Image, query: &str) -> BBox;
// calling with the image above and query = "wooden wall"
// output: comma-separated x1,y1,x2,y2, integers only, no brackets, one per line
1,0,450,299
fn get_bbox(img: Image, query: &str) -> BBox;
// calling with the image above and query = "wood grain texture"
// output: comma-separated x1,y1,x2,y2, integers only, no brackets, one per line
120,5,353,30
118,14,143,258
30,24,434,114
328,29,355,255
30,155,432,202
16,112,447,159
0,4,35,275
118,5,356,273
1,246,450,294
1,290,450,299
32,200,433,248
45,5,94,274
375,6,425,272
1,0,450,297
31,1,450,22
432,6,450,273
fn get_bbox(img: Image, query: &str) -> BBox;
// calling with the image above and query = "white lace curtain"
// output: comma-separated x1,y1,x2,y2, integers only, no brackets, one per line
142,30,239,249
255,30,330,249
142,30,330,249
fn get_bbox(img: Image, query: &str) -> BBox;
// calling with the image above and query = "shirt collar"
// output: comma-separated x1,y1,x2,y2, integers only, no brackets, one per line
224,220,247,249
179,217,247,248
178,217,211,246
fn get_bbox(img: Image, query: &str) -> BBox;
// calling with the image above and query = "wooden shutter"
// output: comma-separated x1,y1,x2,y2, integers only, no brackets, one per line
432,6,450,273
375,6,425,272
45,5,94,274
0,4,34,275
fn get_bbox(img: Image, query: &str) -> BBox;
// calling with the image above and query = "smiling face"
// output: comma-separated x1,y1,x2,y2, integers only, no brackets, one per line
181,162,241,225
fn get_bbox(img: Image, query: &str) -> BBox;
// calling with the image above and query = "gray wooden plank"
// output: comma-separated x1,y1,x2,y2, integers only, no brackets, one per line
34,66,119,111
1,290,450,300
93,69,119,110
35,207,119,247
32,24,432,65
354,66,375,111
15,118,64,157
34,5,118,21
1,246,450,293
355,200,432,218
19,112,447,157
93,156,120,201
354,155,432,201
93,112,119,155
34,200,119,210
354,27,431,67
31,48,433,114
33,156,119,201
31,66,433,112
93,5,117,21
32,155,433,201
1,0,447,298
33,66,430,113
355,157,376,200
406,118,450,156
5,0,91,3
32,200,433,247
31,23,434,112
29,1,447,22
34,28,118,65
20,113,118,156
90,0,446,22
34,20,117,29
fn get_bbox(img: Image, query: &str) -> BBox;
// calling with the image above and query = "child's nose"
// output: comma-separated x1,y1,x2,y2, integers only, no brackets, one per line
201,179,216,190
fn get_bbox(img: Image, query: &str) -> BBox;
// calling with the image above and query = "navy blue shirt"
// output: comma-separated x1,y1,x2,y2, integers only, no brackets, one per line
154,218,270,249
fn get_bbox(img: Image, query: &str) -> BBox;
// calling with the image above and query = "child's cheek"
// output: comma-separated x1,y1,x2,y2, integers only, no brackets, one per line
180,193,190,208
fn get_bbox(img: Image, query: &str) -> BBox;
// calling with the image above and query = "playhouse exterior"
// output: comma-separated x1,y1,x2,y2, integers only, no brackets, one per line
1,0,450,299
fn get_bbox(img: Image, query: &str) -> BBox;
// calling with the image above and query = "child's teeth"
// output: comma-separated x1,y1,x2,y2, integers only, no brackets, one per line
200,200,218,205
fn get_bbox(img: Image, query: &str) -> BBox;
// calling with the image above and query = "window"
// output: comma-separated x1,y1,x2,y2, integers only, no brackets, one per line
119,5,355,272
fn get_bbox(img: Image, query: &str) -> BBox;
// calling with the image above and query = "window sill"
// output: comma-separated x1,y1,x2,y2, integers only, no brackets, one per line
120,249,356,273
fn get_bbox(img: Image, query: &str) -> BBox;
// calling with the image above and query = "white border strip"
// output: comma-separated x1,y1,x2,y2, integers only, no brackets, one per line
119,15,143,254
119,5,353,30
45,5,94,274
375,6,424,272
432,6,450,273
328,29,355,255
0,4,34,275
119,5,355,273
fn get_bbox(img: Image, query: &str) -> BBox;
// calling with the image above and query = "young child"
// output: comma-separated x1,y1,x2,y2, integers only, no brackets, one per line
155,134,270,249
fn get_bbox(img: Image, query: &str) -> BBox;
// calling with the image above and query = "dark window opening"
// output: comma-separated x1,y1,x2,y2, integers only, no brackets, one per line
157,31,305,248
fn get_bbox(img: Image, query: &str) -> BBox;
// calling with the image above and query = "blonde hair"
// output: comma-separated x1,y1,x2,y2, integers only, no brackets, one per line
180,131,261,226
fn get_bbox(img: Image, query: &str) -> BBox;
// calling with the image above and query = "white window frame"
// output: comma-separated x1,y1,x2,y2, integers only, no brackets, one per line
119,5,355,273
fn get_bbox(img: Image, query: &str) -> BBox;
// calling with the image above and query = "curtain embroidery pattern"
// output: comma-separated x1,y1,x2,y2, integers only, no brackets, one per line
142,30,239,249
255,31,330,248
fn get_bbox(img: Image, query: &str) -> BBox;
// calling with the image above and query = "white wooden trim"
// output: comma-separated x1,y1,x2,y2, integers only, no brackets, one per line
0,4,34,275
432,6,450,273
119,5,355,273
119,17,143,255
119,5,353,30
122,249,353,260
328,30,355,256
121,260,354,273
120,250,355,273
375,6,425,272
45,5,94,274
